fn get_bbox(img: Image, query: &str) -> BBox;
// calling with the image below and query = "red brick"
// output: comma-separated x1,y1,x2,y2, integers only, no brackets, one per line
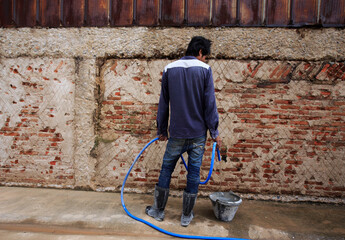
260,114,278,119
4,132,20,137
49,138,63,142
121,101,134,105
291,121,309,125
240,104,257,108
38,133,53,137
105,115,123,119
333,101,345,106
330,121,345,127
102,100,114,105
249,109,266,114
228,148,241,153
237,114,255,119
20,150,39,155
256,125,275,129
332,187,345,191
242,178,260,183
241,94,257,98
286,160,303,165
279,115,298,120
233,153,252,158
333,112,345,116
233,143,253,148
280,105,300,110
305,180,323,186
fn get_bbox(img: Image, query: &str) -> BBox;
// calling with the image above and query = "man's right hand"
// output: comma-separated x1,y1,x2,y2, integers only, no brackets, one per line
159,135,168,141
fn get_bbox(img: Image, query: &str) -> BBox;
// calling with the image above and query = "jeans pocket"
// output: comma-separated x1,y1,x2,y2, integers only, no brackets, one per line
166,138,184,157
192,136,206,153
192,143,205,155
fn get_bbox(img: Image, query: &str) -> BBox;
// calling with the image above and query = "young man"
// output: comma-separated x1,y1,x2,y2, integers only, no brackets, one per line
146,36,221,227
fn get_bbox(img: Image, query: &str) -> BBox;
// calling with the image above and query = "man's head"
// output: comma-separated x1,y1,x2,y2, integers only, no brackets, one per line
185,36,212,62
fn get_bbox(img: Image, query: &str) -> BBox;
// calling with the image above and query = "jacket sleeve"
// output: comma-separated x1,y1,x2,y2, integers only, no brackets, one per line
204,67,219,139
156,70,169,137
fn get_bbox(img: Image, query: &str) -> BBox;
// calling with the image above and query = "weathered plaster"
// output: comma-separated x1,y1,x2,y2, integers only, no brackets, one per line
0,28,344,61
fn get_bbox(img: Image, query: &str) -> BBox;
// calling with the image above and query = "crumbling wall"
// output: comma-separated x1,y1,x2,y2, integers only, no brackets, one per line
0,27,344,201
0,58,76,186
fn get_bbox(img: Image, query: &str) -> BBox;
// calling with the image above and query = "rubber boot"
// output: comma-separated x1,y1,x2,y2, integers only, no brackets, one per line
181,191,197,227
145,185,169,221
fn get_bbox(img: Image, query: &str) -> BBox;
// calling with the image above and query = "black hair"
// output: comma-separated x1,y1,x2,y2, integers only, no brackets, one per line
185,36,212,57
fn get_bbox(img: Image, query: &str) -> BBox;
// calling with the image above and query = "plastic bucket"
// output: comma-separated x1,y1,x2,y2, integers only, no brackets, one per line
209,191,242,222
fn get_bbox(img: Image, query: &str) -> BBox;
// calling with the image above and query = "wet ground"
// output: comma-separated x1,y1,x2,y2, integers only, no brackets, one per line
0,187,344,240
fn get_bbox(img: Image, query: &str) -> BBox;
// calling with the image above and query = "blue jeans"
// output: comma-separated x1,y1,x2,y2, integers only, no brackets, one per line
157,135,206,194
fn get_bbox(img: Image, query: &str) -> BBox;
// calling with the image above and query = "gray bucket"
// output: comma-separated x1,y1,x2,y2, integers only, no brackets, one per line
209,191,242,222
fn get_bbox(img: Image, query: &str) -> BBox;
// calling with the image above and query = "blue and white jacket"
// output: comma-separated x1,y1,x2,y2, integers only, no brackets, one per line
157,56,219,139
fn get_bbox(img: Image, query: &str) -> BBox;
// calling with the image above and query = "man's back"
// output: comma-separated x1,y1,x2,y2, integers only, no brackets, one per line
157,56,219,139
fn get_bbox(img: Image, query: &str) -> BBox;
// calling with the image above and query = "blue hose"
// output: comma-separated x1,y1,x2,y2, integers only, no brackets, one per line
181,142,221,184
121,137,250,240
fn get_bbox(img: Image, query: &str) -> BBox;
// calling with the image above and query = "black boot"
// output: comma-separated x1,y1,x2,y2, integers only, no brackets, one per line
145,185,169,221
181,191,197,227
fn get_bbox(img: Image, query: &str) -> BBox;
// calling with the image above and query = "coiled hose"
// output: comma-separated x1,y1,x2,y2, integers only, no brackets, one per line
121,137,250,240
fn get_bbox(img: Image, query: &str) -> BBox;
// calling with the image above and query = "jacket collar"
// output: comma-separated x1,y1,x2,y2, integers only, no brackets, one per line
181,56,197,60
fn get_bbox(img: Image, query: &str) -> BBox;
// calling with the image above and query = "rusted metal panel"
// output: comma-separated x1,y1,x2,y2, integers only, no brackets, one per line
110,0,133,26
212,0,236,26
321,0,345,27
291,0,318,26
86,0,109,27
62,0,85,27
14,0,37,27
187,0,210,26
0,0,13,27
266,0,290,26
136,0,159,26
239,0,263,26
5,0,345,29
39,0,60,27
161,0,184,26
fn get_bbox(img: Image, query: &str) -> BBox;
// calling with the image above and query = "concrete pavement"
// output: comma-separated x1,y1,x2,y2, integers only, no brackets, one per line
0,187,344,240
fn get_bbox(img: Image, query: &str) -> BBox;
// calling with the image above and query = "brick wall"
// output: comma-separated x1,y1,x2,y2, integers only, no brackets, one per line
94,59,345,199
0,28,344,202
0,58,75,186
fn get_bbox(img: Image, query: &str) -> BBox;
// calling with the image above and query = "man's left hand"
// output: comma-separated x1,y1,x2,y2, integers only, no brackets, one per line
213,136,222,149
